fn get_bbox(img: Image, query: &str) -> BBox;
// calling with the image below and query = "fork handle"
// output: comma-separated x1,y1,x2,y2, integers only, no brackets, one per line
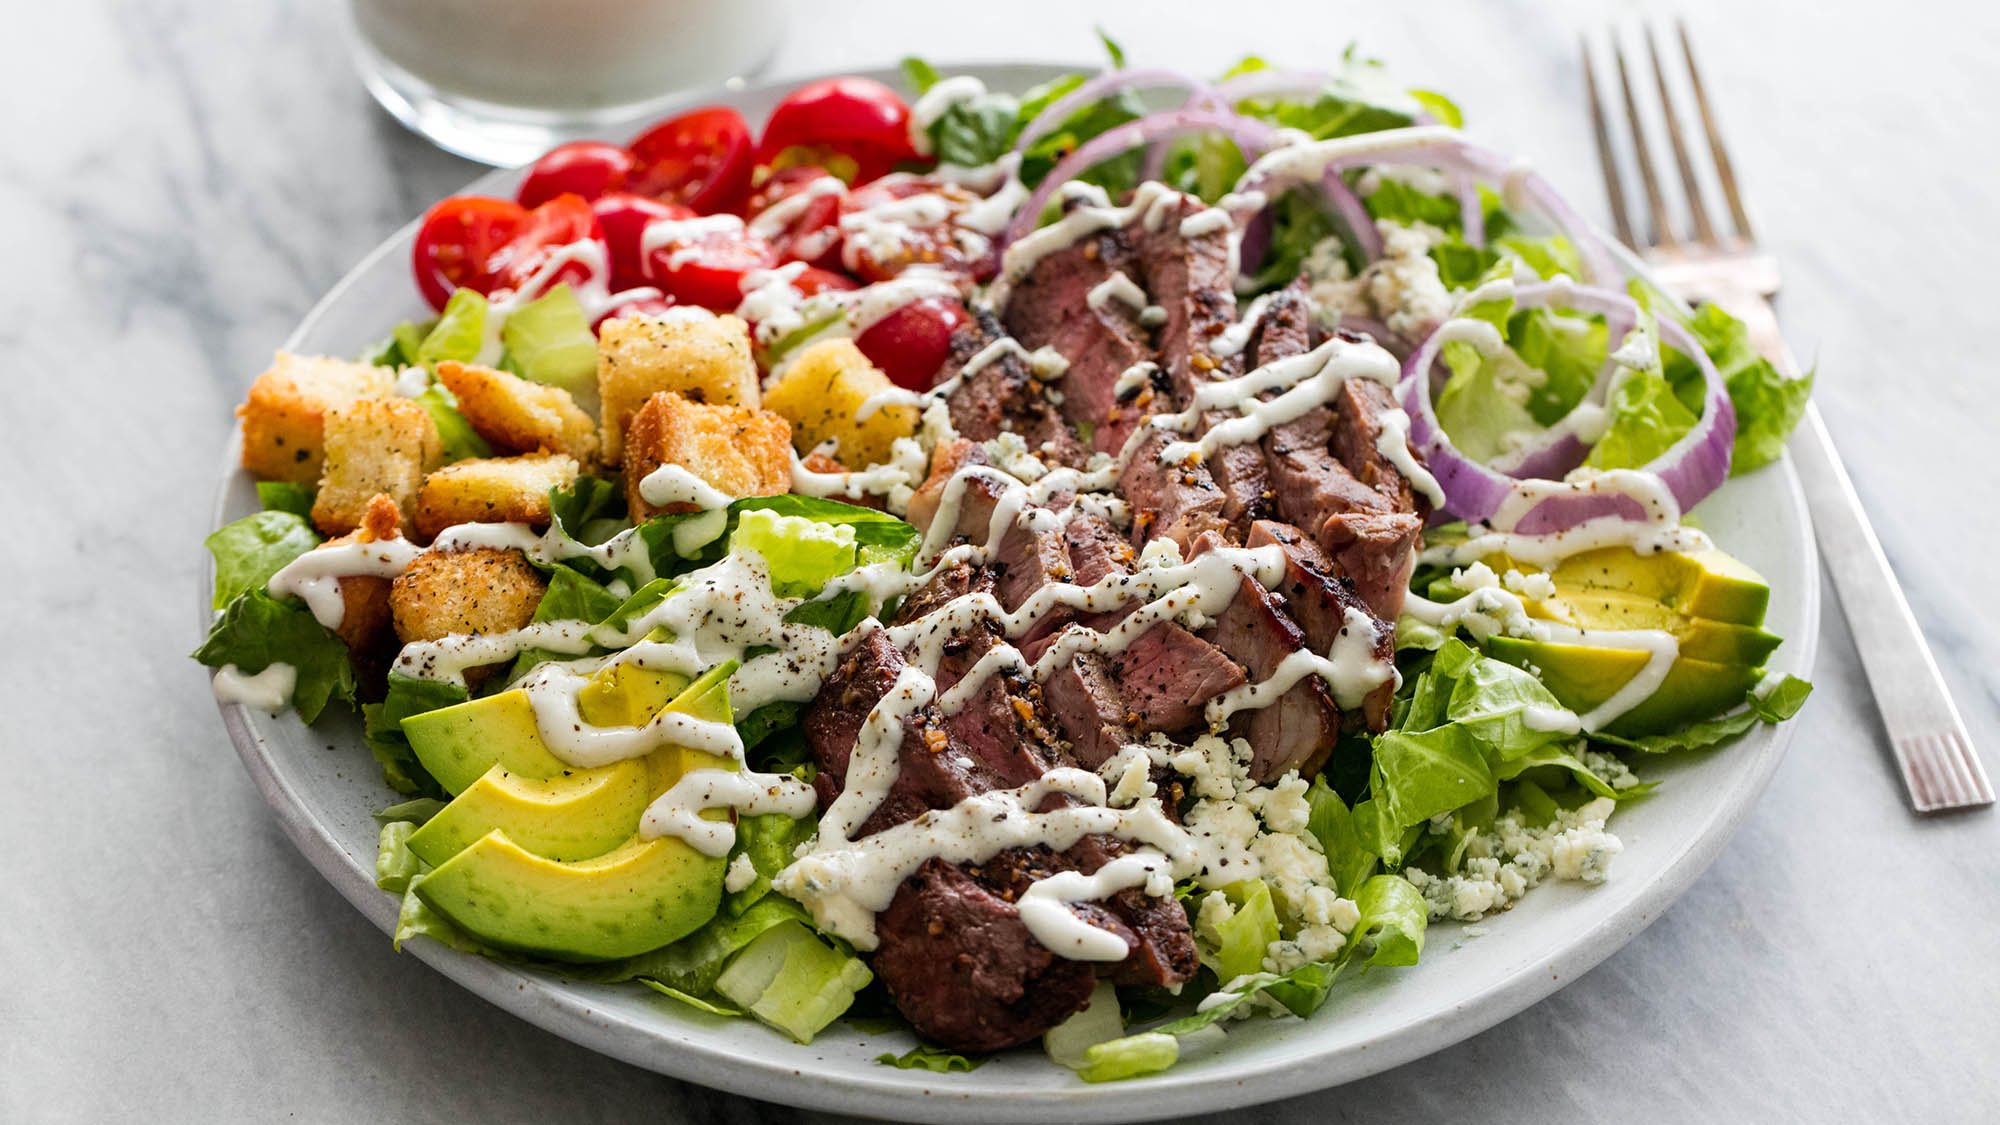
1706,289,1990,811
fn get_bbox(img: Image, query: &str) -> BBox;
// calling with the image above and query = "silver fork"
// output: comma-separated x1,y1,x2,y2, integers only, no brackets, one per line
1583,23,1993,814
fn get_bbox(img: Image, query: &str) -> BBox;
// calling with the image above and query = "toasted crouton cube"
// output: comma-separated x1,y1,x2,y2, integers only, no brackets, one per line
623,392,791,520
597,312,759,465
435,361,599,463
414,453,579,540
237,352,396,484
311,397,442,537
319,494,404,677
762,338,918,469
389,547,546,646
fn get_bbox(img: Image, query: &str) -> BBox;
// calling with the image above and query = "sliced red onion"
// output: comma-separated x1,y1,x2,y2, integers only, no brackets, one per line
1398,282,1735,530
1002,110,1279,249
1320,166,1383,261
1455,170,1485,249
1011,69,1220,162
1211,68,1335,104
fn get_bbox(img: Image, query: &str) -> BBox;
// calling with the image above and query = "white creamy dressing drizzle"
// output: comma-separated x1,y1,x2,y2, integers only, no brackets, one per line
988,181,1188,307
267,538,425,629
745,175,845,242
1372,406,1448,508
211,663,297,713
1086,270,1165,328
641,768,819,856
1113,361,1160,399
479,238,662,365
840,188,955,275
906,75,990,157
1151,334,1403,465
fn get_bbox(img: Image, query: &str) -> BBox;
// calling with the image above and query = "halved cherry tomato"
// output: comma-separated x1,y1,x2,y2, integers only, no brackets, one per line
855,297,970,391
627,106,754,215
757,78,917,186
789,266,859,297
745,165,847,268
643,218,778,311
487,193,605,296
411,195,526,312
838,176,990,283
517,141,635,208
592,192,695,291
596,294,677,326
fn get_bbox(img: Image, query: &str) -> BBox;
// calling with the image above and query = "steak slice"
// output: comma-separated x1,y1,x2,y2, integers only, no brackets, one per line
1203,572,1342,781
942,308,1088,468
873,857,1098,1053
1105,621,1246,733
1318,511,1423,627
1002,228,1153,447
1126,191,1237,403
1331,377,1420,514
1042,651,1136,769
1119,428,1227,553
1247,520,1397,731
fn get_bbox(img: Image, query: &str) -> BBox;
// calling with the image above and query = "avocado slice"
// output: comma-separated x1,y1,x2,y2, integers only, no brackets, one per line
412,665,740,961
1485,635,1761,737
405,758,653,867
1544,546,1770,626
403,666,693,795
1524,589,1783,667
415,831,726,961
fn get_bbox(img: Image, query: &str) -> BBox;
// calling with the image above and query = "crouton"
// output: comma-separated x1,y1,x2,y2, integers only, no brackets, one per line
622,392,791,520
318,494,403,681
597,312,759,465
311,397,442,537
413,453,579,540
237,352,397,484
761,338,917,469
435,360,599,463
389,547,546,646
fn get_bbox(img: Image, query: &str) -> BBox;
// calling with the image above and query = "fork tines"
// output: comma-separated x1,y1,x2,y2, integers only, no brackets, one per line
1582,20,1755,252
1897,729,1997,814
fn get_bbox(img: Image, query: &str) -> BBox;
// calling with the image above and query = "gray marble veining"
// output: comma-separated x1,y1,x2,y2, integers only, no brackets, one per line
4,0,1997,1120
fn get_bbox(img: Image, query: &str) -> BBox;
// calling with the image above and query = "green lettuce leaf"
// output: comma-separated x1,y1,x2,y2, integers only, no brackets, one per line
1444,656,1577,761
413,383,492,464
899,56,941,95
641,981,745,1017
929,92,1021,168
205,511,320,609
877,1046,985,1073
1348,874,1427,967
502,284,600,411
564,895,812,991
1246,189,1339,292
1586,311,1700,471
714,920,874,1043
375,821,423,893
1591,675,1812,753
193,591,354,723
727,806,817,915
1667,302,1814,476
256,481,315,518
1305,777,1377,897
1202,880,1281,984
361,673,463,795
417,289,488,367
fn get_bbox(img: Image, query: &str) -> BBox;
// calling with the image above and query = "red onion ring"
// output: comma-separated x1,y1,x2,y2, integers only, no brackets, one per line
1001,110,1279,249
1011,69,1221,163
1398,282,1735,530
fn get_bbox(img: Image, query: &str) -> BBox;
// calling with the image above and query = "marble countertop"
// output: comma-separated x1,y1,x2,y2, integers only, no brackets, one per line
5,0,1997,1119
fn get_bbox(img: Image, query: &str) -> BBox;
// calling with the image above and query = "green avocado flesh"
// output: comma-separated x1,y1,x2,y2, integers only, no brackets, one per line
406,662,737,962
1485,635,1763,737
1545,545,1771,626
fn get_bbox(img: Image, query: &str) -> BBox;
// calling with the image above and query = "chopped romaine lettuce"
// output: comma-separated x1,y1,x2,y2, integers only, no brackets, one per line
500,284,600,412
713,920,873,1043
204,511,319,609
731,508,859,597
417,289,488,367
255,481,315,518
413,383,492,463
362,673,463,795
193,591,354,724
877,1045,985,1072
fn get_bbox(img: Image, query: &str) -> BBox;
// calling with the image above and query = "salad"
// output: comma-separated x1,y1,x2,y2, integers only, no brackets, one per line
198,38,1814,1081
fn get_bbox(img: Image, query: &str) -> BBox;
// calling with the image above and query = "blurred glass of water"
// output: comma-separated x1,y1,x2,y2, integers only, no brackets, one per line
348,0,784,166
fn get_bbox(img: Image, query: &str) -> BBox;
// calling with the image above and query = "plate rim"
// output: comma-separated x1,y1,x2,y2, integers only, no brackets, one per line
205,59,1822,1122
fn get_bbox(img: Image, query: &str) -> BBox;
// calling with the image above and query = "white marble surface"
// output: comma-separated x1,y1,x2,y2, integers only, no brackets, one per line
5,0,1998,1120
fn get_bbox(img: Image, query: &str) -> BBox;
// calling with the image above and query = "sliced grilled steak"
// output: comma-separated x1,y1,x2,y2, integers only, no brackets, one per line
1106,621,1246,733
1002,227,1153,450
1331,377,1420,515
1318,510,1423,625
941,308,1087,468
873,858,1098,1053
1126,191,1237,403
1042,651,1136,769
1203,571,1342,780
1119,428,1227,553
1246,520,1397,731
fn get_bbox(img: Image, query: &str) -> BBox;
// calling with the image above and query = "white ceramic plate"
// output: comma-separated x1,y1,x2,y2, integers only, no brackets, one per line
207,63,1821,1122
